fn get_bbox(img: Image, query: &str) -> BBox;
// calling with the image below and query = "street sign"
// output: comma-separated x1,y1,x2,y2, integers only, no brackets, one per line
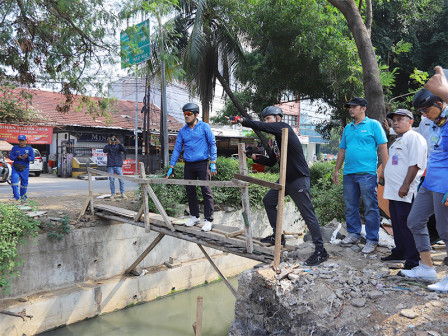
120,20,150,68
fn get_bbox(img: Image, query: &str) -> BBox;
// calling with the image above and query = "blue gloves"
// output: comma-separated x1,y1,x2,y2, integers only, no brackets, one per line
210,163,217,173
443,192,448,204
166,167,173,178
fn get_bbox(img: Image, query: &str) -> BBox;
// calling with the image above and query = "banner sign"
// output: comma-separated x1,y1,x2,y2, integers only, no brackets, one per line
78,133,109,143
122,159,139,175
150,134,177,150
91,148,108,166
0,124,53,144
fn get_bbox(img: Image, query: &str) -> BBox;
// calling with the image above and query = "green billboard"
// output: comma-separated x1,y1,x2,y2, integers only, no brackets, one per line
120,20,150,68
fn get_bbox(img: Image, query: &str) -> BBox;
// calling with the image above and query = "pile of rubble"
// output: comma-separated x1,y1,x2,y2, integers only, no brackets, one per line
229,241,448,336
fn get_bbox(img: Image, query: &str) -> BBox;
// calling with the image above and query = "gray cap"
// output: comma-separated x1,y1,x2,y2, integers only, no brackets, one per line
387,109,414,120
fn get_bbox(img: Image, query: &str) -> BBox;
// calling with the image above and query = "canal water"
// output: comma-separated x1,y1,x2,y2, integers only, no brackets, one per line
42,278,238,336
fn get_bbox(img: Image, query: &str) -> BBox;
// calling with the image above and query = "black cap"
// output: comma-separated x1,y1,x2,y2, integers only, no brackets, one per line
387,109,414,120
344,97,368,108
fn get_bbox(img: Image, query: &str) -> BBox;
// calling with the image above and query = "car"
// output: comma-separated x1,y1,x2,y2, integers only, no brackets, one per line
2,148,43,176
29,148,43,176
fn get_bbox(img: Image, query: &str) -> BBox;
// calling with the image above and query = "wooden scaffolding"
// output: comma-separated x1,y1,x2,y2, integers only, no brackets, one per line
80,130,290,297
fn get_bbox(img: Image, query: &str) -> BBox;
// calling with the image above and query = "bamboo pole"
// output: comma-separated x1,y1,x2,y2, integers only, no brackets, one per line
238,143,254,253
139,162,151,232
273,128,288,270
88,169,94,215
194,296,203,336
197,244,237,298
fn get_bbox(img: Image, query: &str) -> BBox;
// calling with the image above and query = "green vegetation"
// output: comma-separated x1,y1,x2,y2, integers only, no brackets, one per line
0,203,40,293
42,216,71,241
310,161,345,225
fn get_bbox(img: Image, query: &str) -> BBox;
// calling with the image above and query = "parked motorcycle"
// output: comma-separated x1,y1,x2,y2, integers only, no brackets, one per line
0,156,11,184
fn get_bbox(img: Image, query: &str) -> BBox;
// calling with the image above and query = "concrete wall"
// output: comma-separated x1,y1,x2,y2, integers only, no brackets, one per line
3,202,304,299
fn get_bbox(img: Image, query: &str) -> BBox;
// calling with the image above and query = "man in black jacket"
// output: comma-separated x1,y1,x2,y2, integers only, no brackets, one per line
103,136,127,200
229,106,328,266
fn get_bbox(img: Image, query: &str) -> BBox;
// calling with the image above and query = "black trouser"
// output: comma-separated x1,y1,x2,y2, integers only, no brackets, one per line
389,199,419,268
263,176,324,249
184,160,214,222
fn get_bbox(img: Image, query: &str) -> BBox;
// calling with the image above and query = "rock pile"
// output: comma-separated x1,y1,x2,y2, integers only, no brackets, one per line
229,243,448,336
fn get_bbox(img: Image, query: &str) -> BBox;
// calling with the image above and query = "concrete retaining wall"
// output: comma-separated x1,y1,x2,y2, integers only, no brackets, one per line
0,203,304,335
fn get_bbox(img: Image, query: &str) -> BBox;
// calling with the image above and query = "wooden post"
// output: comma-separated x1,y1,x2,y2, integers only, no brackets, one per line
197,244,237,298
193,296,203,336
125,233,165,274
88,169,94,215
238,143,254,253
139,162,151,232
273,128,288,270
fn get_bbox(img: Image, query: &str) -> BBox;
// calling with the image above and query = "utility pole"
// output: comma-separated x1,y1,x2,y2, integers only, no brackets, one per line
158,14,169,168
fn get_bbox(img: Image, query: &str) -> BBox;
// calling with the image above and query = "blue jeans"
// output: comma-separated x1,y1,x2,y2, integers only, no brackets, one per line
11,166,29,200
108,166,124,195
343,173,380,244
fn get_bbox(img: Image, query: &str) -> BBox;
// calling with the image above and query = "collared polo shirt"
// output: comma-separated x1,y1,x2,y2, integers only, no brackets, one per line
383,130,427,203
340,116,387,175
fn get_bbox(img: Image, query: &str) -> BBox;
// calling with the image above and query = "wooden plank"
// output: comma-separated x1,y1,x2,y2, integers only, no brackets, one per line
225,229,245,238
125,233,165,274
78,196,91,220
94,212,273,263
87,168,243,187
238,143,254,254
94,204,136,218
139,162,151,232
273,128,288,270
143,183,175,232
197,244,237,298
233,173,282,190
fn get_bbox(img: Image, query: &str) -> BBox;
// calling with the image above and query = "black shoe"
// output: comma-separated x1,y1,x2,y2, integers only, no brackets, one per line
305,248,329,266
444,257,448,266
260,234,285,246
381,254,405,263
403,263,418,270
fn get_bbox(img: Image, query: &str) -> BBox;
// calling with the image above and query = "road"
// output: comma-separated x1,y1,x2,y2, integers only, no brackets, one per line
0,174,140,200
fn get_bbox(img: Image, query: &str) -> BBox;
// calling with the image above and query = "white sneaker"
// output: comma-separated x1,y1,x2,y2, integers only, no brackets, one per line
201,220,214,232
341,235,360,246
428,275,448,292
109,194,115,201
399,262,438,281
121,193,127,199
362,242,377,254
185,216,200,227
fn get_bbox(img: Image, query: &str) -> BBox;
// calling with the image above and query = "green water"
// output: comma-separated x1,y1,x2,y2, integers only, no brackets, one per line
42,278,238,336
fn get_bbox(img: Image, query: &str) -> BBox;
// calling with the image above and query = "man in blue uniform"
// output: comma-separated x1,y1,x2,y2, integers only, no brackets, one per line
167,103,217,232
10,134,35,201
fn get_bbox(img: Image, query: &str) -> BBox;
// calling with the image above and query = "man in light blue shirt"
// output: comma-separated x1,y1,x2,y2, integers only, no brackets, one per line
333,97,388,254
167,103,217,232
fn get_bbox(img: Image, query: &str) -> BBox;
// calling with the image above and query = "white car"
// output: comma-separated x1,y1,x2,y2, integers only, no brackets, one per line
29,148,43,176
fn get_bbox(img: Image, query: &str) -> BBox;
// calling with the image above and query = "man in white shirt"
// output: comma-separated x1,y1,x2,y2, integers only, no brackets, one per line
382,109,427,270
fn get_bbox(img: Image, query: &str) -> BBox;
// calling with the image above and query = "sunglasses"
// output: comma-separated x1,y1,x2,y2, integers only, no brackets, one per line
417,106,431,114
184,111,194,117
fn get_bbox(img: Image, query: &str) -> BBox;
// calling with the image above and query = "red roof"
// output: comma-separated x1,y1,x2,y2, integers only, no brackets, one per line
13,89,183,132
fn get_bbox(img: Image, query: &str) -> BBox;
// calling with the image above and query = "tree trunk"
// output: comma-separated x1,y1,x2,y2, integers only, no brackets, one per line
327,0,385,121
215,70,272,154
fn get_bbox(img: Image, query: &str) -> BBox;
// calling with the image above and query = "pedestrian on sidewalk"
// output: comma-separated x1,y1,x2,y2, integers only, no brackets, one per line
382,109,427,270
167,103,217,232
400,68,448,291
228,106,328,266
103,135,127,200
9,135,34,201
333,97,388,254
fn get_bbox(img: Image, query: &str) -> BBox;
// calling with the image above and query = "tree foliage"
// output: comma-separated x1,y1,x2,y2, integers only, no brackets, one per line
0,0,119,111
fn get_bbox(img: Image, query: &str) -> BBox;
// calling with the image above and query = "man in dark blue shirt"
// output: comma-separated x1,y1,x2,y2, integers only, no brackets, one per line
103,135,127,200
167,103,217,232
10,134,35,201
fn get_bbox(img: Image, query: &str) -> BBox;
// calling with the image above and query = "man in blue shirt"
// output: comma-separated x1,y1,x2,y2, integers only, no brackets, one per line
333,97,388,254
167,103,217,232
9,134,35,201
400,77,448,289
